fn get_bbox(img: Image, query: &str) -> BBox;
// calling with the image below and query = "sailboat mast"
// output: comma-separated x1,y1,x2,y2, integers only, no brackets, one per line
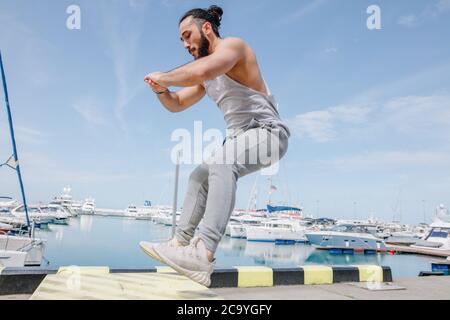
0,51,32,236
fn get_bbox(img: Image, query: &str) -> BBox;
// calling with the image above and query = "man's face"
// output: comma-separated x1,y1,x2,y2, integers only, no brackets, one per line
179,17,210,59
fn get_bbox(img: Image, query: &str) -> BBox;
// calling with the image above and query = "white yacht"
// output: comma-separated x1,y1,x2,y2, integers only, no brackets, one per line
11,204,70,225
11,205,55,227
81,198,95,215
50,186,78,216
410,205,450,253
246,219,309,243
226,215,266,239
41,204,71,224
305,224,387,251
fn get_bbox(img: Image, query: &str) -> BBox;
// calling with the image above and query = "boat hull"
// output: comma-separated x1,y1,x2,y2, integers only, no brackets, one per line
305,232,386,250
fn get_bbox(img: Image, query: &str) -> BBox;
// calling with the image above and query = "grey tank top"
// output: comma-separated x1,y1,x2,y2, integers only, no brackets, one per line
203,74,291,138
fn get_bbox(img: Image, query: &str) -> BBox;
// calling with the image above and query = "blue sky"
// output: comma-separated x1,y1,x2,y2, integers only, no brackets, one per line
1,0,450,224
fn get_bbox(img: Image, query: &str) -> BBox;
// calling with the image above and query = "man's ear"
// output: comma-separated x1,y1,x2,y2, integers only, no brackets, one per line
202,21,212,35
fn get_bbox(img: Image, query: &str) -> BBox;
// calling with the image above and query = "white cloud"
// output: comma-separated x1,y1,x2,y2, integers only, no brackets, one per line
15,126,50,145
382,94,450,134
398,15,418,27
288,92,450,144
324,47,338,54
0,12,57,87
437,0,450,12
398,0,450,28
97,3,147,133
72,100,109,126
287,103,372,142
319,150,450,171
128,0,150,8
0,118,49,145
276,0,328,25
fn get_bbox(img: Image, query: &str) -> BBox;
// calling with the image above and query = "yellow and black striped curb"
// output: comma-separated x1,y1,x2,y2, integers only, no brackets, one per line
0,265,392,295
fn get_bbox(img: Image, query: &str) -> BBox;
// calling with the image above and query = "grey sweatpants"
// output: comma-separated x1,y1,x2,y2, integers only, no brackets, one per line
175,125,289,253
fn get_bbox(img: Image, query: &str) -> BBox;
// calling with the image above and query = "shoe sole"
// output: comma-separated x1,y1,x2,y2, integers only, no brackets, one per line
139,241,163,263
153,246,212,287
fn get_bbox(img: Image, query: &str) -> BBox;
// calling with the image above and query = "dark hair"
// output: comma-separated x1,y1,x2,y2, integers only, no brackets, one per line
179,5,223,37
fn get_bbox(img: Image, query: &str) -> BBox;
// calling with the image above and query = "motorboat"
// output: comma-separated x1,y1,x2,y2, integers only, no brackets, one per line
41,204,71,224
305,224,387,251
50,186,78,216
11,204,70,225
11,205,55,227
225,215,266,239
409,205,450,253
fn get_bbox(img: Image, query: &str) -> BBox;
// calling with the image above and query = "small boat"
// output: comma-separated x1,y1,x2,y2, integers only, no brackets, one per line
305,224,387,251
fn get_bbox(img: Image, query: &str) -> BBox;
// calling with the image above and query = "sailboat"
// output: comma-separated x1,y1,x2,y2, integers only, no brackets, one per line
0,51,46,267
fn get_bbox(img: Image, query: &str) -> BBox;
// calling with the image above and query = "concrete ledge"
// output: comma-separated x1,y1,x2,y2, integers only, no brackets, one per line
0,265,393,295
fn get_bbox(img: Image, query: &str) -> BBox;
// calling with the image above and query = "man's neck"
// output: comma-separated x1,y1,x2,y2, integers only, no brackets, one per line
209,37,223,54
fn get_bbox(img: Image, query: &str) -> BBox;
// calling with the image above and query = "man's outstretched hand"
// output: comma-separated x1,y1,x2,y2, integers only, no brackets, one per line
144,72,168,93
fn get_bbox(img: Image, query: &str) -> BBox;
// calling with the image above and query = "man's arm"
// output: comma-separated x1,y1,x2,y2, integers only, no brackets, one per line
156,85,206,113
151,38,245,88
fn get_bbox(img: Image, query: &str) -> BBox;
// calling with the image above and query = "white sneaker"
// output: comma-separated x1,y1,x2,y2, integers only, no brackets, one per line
139,237,186,263
153,237,215,287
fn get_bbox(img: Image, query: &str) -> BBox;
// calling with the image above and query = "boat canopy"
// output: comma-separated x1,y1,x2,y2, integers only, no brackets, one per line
266,205,302,213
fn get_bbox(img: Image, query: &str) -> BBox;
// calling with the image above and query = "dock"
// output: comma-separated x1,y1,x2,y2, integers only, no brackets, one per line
386,244,450,258
1,265,449,300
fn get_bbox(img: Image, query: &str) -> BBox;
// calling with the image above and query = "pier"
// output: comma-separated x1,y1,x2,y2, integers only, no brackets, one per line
1,265,450,300
386,244,450,258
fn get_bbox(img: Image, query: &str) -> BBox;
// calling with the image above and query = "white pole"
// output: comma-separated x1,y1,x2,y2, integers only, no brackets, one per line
171,151,181,237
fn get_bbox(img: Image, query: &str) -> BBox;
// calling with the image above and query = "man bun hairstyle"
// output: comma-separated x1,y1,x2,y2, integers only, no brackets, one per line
179,5,224,37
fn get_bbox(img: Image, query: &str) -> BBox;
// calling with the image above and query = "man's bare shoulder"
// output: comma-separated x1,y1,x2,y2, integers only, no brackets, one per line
218,37,249,50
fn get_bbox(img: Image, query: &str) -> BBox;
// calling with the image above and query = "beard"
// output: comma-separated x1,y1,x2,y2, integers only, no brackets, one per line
197,31,210,59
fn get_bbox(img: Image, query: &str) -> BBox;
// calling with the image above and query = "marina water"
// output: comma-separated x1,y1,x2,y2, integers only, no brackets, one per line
36,215,432,279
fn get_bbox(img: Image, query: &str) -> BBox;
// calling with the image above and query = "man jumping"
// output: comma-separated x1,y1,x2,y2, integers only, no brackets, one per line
140,5,290,287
